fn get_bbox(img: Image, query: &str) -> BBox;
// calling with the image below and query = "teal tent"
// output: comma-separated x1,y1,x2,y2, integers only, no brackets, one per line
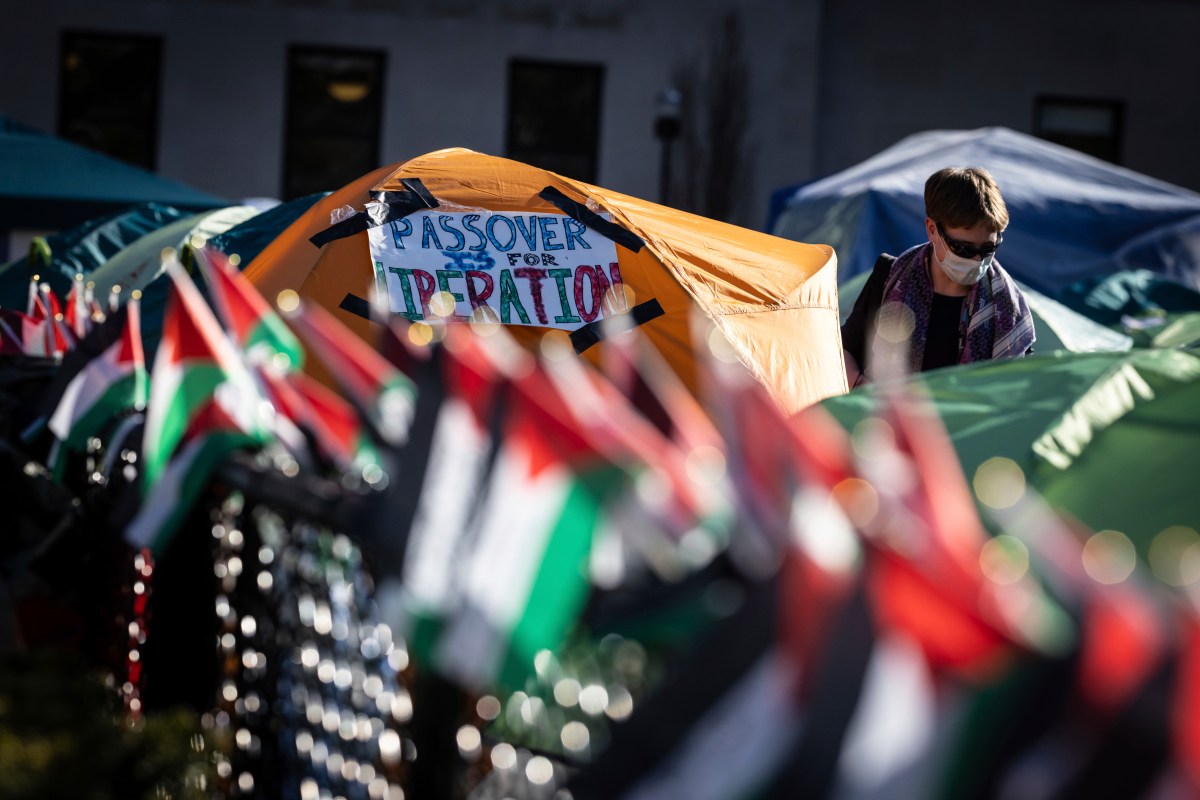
86,205,260,299
0,116,226,231
84,205,261,358
0,203,192,309
1056,268,1200,328
206,192,327,268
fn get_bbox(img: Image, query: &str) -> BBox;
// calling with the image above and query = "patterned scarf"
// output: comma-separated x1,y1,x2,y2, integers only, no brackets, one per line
869,242,1035,377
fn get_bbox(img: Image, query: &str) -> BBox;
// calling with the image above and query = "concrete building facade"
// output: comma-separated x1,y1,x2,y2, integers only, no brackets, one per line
0,0,1196,239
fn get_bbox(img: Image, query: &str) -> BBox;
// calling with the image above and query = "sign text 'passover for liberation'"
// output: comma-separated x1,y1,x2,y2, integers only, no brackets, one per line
367,210,628,329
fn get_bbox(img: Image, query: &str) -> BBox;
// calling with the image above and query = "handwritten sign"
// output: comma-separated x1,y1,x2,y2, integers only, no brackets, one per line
367,210,627,329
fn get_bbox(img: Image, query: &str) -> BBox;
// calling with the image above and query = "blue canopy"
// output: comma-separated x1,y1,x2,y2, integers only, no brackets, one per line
0,116,227,231
770,127,1200,297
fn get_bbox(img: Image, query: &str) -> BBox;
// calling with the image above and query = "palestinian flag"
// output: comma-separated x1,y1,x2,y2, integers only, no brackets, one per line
375,342,492,659
432,383,621,691
24,280,69,356
389,328,622,691
569,544,876,800
65,274,91,340
286,301,415,447
861,388,1070,678
0,309,34,355
262,367,375,471
196,247,304,369
125,259,270,553
46,299,148,478
549,343,727,538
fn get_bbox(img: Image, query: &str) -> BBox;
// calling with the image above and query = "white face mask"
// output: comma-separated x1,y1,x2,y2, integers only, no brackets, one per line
934,236,993,286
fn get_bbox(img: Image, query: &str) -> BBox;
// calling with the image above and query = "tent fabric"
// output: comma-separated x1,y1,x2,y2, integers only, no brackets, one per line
821,347,1200,554
207,192,328,269
86,205,262,359
771,127,1200,296
837,270,1134,354
87,205,261,298
0,116,228,230
1056,268,1200,328
247,148,846,413
0,203,192,309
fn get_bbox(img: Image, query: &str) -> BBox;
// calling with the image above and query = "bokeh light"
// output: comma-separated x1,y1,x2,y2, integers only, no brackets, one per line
851,417,895,459
831,478,879,528
876,301,916,343
1149,525,1200,586
469,305,500,335
539,329,573,361
578,684,609,716
276,289,300,313
490,742,517,770
979,535,1030,585
407,322,434,347
1082,530,1137,585
456,725,481,758
476,695,501,720
561,721,590,752
685,444,726,487
706,327,739,363
553,678,582,708
428,290,457,318
526,755,554,785
973,458,1026,509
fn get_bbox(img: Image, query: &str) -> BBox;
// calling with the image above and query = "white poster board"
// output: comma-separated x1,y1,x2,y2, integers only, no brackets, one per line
367,210,628,329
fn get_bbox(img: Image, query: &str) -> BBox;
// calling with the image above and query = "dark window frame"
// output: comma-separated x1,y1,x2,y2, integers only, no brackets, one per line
58,29,163,170
505,58,605,183
282,43,387,200
1033,95,1125,165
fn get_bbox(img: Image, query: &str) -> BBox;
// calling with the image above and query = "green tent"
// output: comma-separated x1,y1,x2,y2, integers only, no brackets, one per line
822,348,1200,558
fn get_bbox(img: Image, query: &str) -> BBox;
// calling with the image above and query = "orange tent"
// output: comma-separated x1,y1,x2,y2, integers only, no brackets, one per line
245,149,845,412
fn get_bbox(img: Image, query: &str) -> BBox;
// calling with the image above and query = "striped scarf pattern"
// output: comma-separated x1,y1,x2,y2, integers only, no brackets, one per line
871,243,1035,377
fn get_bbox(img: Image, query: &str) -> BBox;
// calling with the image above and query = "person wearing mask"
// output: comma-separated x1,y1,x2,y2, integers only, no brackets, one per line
841,166,1035,386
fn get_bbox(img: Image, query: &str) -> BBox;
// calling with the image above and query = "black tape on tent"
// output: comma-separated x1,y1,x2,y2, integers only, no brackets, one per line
338,290,663,355
569,299,664,354
339,292,374,320
399,178,438,208
538,187,644,253
309,180,439,248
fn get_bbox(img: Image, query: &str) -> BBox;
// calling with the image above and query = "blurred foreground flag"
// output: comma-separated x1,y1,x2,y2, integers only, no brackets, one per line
452,344,617,690
126,258,271,553
46,299,147,478
197,246,304,369
287,301,415,448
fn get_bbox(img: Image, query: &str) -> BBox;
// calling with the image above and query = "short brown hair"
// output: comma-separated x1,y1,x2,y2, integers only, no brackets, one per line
924,167,1009,232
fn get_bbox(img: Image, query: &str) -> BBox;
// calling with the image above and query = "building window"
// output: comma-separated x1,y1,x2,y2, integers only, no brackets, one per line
1034,96,1123,164
283,46,386,200
59,31,162,170
506,59,604,183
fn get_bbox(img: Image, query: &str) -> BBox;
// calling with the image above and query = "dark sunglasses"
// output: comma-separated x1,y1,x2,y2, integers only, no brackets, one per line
936,221,1003,260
